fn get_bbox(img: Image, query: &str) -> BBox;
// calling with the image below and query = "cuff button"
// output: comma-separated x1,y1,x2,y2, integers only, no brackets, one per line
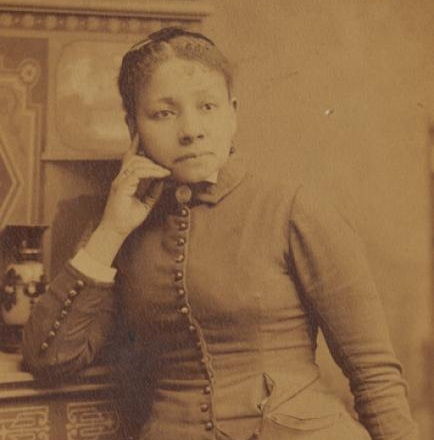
40,342,49,351
176,237,186,246
68,289,79,298
75,279,85,289
203,385,211,394
179,306,189,315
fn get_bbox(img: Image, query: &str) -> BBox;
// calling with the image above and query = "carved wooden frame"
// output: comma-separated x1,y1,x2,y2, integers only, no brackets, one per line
0,0,213,19
0,0,213,160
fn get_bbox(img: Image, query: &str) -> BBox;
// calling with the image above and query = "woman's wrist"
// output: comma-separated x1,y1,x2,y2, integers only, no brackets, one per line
83,223,129,267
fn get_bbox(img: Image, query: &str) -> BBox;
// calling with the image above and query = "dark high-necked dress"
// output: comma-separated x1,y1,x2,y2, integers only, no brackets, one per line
23,154,418,440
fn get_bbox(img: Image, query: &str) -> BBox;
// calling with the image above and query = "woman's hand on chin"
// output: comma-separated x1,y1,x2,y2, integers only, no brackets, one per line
101,134,171,237
84,135,171,266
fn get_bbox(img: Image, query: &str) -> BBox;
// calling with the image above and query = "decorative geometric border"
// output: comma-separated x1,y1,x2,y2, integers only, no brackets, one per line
0,56,42,227
0,405,50,439
66,401,120,440
0,1,213,34
0,128,22,228
0,0,213,18
0,11,171,34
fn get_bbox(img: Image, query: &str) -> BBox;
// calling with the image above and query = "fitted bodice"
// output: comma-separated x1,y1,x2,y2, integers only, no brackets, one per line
23,154,417,440
116,180,320,439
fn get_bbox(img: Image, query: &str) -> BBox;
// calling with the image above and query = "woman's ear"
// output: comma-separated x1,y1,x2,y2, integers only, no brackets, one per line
125,115,137,140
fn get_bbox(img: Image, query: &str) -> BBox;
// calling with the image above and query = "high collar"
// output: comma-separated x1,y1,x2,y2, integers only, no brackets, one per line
192,152,247,204
151,153,247,219
134,153,247,235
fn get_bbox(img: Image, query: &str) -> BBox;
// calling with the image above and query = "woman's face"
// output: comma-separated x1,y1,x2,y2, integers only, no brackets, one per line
129,56,237,183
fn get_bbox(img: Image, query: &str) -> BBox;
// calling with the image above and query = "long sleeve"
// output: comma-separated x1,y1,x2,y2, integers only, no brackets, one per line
22,262,118,378
287,186,418,440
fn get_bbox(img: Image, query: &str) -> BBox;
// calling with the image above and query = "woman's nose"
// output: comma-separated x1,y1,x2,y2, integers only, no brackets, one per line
178,113,205,145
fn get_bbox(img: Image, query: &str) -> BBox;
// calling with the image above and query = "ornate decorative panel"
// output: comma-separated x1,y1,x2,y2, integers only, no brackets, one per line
0,0,212,161
66,401,120,440
0,37,47,227
0,405,50,440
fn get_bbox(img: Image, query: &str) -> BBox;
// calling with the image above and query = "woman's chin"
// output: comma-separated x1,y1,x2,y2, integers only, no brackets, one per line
171,167,214,184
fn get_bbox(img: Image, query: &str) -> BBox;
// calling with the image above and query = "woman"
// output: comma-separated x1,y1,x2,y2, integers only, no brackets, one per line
23,27,418,440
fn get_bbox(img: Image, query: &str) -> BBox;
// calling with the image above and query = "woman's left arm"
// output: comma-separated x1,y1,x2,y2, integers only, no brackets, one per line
287,186,418,440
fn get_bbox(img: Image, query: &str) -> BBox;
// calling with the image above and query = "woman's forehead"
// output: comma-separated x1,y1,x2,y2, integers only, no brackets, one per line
140,57,228,97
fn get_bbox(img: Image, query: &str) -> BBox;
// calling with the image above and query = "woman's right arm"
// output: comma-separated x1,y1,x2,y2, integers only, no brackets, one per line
23,135,171,378
22,262,117,378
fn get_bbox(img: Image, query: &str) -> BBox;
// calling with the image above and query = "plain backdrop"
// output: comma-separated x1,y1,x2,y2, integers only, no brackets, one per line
203,1,434,437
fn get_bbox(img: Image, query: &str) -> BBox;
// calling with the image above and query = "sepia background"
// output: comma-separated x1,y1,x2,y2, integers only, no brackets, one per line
0,0,432,439
205,1,434,437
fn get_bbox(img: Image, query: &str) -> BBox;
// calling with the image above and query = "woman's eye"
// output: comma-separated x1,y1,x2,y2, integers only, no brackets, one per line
201,103,217,112
153,109,175,119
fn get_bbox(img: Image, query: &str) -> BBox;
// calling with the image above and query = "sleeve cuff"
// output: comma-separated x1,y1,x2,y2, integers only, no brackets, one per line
70,248,117,283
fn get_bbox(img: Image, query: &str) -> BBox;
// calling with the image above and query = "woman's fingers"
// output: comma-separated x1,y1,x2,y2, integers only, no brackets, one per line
122,167,170,180
121,154,171,176
112,166,170,197
101,136,169,235
110,136,171,215
121,135,170,176
121,133,140,163
128,133,140,155
115,157,171,187
114,168,170,189
120,162,170,177
142,180,165,208
131,133,140,152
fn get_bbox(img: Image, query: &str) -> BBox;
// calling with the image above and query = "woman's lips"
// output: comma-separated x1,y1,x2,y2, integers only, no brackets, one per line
174,152,210,163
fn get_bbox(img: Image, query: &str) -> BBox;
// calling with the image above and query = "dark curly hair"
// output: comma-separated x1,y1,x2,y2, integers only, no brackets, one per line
118,27,234,119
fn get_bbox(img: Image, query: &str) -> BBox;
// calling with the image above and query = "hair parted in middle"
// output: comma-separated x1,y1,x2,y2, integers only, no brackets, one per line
118,26,234,119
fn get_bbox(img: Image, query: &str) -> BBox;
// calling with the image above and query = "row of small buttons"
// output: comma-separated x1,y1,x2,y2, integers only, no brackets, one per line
40,279,85,352
173,192,189,321
172,187,215,434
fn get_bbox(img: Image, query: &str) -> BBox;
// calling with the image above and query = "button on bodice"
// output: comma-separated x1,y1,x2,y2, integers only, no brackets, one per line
175,185,193,204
